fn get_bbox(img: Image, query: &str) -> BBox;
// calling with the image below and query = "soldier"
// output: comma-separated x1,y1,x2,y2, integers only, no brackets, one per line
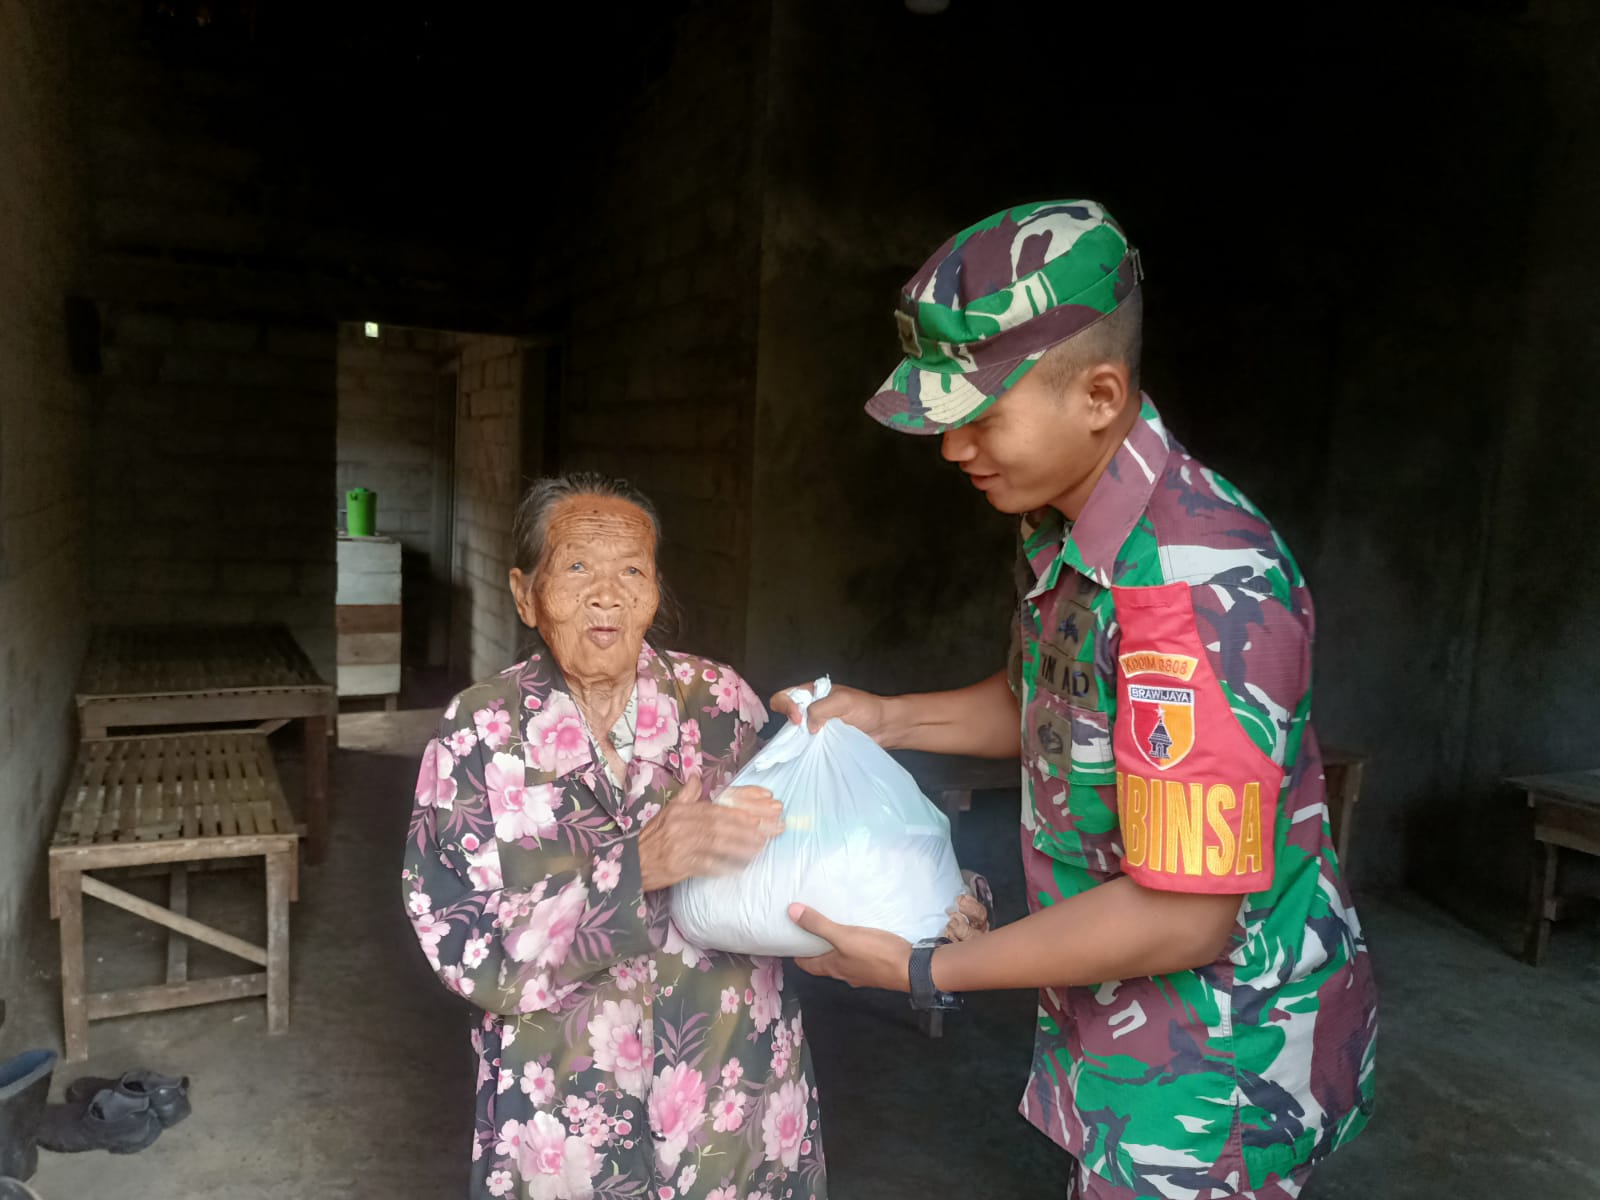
777,200,1378,1200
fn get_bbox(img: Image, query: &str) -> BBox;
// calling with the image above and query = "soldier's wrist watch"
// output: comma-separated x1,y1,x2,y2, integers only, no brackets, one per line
908,937,961,1012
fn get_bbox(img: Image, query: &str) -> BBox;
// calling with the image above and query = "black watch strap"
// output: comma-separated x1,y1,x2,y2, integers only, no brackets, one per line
908,938,961,1012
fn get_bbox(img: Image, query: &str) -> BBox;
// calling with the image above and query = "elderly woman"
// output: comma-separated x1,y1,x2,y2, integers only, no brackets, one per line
404,473,827,1200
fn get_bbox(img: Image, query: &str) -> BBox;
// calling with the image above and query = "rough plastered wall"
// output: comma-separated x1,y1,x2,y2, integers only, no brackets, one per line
560,0,769,672
0,0,90,991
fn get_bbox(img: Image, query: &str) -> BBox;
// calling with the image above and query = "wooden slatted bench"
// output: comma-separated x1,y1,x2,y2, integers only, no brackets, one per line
48,731,300,1061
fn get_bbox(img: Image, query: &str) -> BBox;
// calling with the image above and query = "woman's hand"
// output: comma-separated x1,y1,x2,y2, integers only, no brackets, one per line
769,679,895,746
637,775,784,892
943,870,993,942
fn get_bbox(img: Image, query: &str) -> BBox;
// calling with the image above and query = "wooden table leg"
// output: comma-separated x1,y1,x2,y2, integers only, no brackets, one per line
1523,840,1558,966
165,864,189,985
265,850,292,1035
57,869,89,1062
302,714,329,865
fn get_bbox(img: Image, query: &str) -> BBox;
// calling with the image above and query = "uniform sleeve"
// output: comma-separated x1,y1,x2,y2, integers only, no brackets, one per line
1109,581,1303,894
400,699,654,1017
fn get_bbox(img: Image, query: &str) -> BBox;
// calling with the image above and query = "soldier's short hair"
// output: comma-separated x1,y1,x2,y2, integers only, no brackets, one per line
1032,286,1144,397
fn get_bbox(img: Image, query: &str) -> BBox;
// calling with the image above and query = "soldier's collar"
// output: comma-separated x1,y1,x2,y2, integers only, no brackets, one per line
1060,395,1173,588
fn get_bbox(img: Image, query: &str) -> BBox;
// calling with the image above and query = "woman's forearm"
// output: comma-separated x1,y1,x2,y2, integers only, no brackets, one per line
881,670,1020,757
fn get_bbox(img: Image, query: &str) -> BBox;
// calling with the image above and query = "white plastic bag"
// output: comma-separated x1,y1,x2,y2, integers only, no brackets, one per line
670,677,966,957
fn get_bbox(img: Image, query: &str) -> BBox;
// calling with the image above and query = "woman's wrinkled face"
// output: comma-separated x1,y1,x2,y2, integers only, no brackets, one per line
510,496,660,688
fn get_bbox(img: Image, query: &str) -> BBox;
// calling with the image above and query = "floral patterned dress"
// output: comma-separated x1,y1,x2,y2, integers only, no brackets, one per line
404,637,828,1200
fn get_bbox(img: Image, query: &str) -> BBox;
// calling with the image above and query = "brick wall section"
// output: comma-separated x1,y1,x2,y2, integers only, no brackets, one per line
452,335,524,683
335,322,447,549
91,310,338,678
0,2,90,986
561,0,768,670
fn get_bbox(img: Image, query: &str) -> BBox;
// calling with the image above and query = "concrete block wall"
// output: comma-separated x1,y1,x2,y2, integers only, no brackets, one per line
335,322,447,549
562,0,768,672
91,309,338,678
452,335,524,684
0,0,90,987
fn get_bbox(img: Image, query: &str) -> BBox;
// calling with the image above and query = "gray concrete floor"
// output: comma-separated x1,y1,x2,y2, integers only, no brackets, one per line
7,710,1599,1198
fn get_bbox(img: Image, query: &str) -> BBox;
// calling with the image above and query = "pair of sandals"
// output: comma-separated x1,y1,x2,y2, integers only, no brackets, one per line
37,1071,190,1156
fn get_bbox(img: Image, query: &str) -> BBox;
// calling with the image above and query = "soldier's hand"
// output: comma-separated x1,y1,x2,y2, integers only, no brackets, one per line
769,679,893,746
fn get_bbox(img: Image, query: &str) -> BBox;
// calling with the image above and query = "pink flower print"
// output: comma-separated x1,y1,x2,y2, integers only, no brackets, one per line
486,753,558,843
443,965,475,997
497,1067,515,1095
416,739,457,810
446,728,480,759
462,935,490,969
525,695,543,712
562,1095,591,1125
647,1063,707,1174
506,879,589,969
719,987,739,1015
474,703,514,751
467,842,504,891
711,1091,746,1133
707,1188,737,1200
761,1076,809,1171
407,889,432,917
701,668,718,683
593,851,622,894
720,1058,744,1089
677,1166,698,1194
735,677,768,729
678,741,703,778
633,676,679,759
519,1110,601,1200
750,959,783,1033
638,802,662,826
587,998,650,1098
581,1109,611,1148
673,658,697,684
709,672,741,714
789,1013,804,1050
520,973,556,1012
523,691,592,777
660,919,707,970
495,1118,525,1159
412,913,445,968
486,1169,514,1197
444,697,461,720
522,1062,557,1106
462,833,481,854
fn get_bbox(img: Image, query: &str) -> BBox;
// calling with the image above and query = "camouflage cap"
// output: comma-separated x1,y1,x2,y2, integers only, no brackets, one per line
866,200,1143,435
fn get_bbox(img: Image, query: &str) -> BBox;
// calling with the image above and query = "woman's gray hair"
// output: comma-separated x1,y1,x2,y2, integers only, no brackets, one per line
511,471,680,639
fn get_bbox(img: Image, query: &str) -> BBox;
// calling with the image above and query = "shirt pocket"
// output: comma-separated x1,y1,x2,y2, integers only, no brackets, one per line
1026,691,1124,877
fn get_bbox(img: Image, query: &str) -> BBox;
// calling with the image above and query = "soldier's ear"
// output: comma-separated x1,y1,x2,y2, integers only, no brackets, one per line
1081,361,1132,431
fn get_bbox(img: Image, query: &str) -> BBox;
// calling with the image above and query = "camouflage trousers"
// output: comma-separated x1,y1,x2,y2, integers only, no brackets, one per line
1068,1163,1315,1200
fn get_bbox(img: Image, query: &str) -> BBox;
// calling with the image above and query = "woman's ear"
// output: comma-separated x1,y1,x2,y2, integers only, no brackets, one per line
508,567,539,628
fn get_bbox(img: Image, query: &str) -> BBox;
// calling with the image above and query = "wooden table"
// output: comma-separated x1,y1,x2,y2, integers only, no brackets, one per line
76,624,336,863
1508,768,1600,966
49,731,300,1060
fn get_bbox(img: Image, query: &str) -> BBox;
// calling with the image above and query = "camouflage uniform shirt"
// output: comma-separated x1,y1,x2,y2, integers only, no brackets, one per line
1008,397,1377,1197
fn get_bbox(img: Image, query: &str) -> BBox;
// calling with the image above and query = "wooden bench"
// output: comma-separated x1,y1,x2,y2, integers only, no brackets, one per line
48,731,300,1061
1508,768,1600,966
